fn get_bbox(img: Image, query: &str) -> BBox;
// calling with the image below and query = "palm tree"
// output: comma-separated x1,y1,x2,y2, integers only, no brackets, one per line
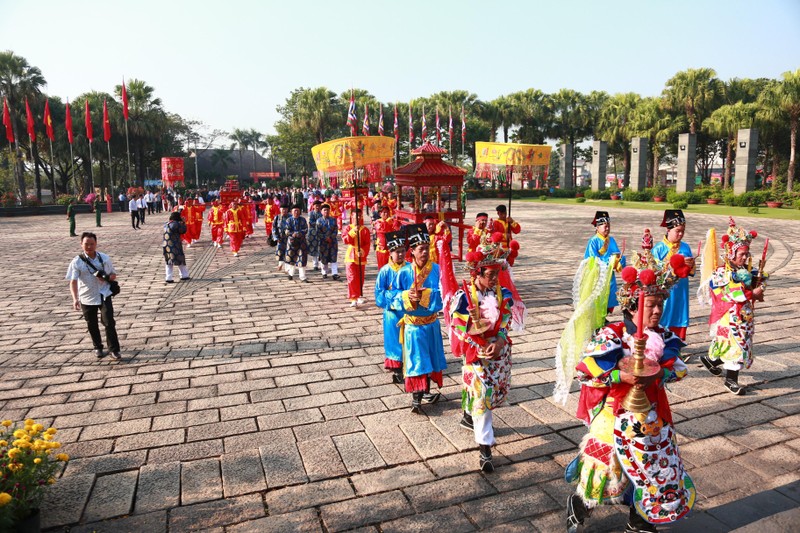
508,89,549,145
248,129,265,174
703,102,757,188
662,68,723,135
757,69,800,192
492,95,516,143
113,79,166,185
210,148,234,173
0,51,46,200
293,87,339,144
229,128,250,179
597,93,642,187
630,97,680,187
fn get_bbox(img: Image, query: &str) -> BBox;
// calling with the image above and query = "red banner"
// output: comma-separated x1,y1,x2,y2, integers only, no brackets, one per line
161,157,185,184
250,171,280,180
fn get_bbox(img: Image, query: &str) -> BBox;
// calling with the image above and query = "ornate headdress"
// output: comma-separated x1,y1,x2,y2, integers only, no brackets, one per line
660,209,686,229
405,224,430,248
465,231,511,275
384,230,406,252
591,211,610,226
616,228,691,312
721,216,757,260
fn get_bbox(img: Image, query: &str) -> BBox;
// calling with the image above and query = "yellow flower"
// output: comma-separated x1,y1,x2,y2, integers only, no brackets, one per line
55,453,70,461
13,440,31,449
47,477,56,484
31,424,44,433
50,442,61,449
0,492,11,506
34,458,42,464
1,420,12,428
45,428,57,435
12,429,27,439
24,419,35,426
43,434,53,441
7,462,22,472
0,440,6,447
6,447,20,459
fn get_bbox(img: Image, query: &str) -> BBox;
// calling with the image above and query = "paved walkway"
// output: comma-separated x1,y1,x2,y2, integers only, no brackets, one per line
1,200,798,532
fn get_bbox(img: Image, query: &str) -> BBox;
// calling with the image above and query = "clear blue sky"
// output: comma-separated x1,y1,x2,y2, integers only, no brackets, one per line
2,0,798,139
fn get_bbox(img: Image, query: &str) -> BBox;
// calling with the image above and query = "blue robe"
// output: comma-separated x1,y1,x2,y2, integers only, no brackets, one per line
308,210,322,256
272,214,290,263
395,262,447,378
374,261,407,362
584,234,626,309
316,216,339,264
652,239,694,329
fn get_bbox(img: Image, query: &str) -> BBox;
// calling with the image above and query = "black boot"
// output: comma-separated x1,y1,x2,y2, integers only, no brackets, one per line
460,411,474,431
625,506,657,532
411,392,423,414
392,370,403,384
479,444,493,473
566,494,590,533
700,354,723,376
725,370,745,395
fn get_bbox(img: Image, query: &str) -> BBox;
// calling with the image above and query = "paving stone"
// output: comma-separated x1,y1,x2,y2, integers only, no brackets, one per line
381,505,476,533
250,384,310,403
168,493,265,530
65,450,147,476
221,448,267,497
71,511,168,533
352,462,436,495
333,432,386,472
61,438,115,459
463,484,560,528
297,436,348,480
257,407,324,431
148,439,223,464
487,456,564,492
495,432,579,462
83,469,139,522
136,461,181,513
404,472,496,513
26,400,95,419
400,420,458,459
260,437,308,488
114,428,185,452
182,457,223,504
94,392,157,411
365,424,422,465
39,473,95,529
265,477,354,514
187,418,257,442
284,390,347,411
188,392,249,411
227,508,321,533
307,376,366,394
80,417,151,440
320,490,413,532
151,408,219,431
274,370,330,387
121,400,186,421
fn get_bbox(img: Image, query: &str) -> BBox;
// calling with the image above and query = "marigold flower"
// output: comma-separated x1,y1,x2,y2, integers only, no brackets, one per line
31,424,44,433
43,434,53,441
45,428,57,435
55,453,69,461
24,419,35,426
0,492,11,506
0,440,6,447
1,420,12,428
12,430,27,439
7,462,22,472
6,448,21,459
13,440,31,449
34,458,42,464
48,477,56,484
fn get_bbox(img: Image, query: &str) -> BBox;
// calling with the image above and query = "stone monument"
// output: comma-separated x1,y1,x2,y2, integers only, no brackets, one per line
630,137,648,192
590,141,607,191
676,133,696,193
734,128,758,194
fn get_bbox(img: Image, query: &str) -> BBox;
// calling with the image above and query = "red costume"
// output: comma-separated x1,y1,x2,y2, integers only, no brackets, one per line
328,198,343,230
467,223,489,254
224,204,246,254
491,217,521,249
343,223,371,300
180,201,194,246
241,200,254,236
263,201,280,237
191,202,205,242
374,215,402,270
429,222,452,264
207,203,225,245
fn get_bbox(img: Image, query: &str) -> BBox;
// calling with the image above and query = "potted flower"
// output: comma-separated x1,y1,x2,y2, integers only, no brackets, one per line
610,189,621,200
766,192,783,208
0,419,69,532
652,184,667,202
707,192,722,205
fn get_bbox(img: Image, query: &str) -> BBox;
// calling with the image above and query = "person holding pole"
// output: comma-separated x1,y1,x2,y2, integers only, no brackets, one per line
343,209,370,306
374,230,408,383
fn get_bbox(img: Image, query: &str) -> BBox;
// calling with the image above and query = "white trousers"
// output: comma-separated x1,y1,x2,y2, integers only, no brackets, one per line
472,410,495,446
287,265,307,280
165,264,189,281
322,262,339,276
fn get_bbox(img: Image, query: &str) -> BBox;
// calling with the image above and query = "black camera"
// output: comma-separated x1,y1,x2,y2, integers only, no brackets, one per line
94,271,111,283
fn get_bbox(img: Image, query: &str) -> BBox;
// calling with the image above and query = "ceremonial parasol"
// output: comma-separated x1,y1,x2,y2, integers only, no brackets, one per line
474,141,551,241
311,136,395,290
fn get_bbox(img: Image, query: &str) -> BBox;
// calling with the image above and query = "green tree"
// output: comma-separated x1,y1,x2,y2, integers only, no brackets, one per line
703,102,757,187
113,79,168,186
210,148,234,173
757,69,800,192
597,93,641,187
662,68,723,135
229,128,250,179
509,88,550,145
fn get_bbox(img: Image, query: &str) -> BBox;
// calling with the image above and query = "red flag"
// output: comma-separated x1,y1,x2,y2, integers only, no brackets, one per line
103,99,111,142
393,104,399,143
85,100,93,142
122,80,129,121
65,101,74,145
408,103,414,146
448,106,454,147
435,107,440,146
362,102,369,136
25,98,35,142
378,105,384,136
44,100,54,141
461,105,466,145
2,98,13,144
421,105,427,140
346,91,357,136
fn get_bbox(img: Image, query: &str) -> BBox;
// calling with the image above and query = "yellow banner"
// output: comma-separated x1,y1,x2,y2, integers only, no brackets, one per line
312,136,395,173
475,141,551,167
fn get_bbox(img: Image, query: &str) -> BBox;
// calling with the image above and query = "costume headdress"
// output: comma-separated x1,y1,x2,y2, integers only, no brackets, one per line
475,212,488,220
660,209,686,229
721,216,757,260
464,231,510,275
617,228,691,312
405,224,429,248
591,211,610,226
384,230,406,252
320,202,331,210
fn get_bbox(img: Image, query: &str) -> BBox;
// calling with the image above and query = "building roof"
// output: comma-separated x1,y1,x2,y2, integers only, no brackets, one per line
395,142,466,178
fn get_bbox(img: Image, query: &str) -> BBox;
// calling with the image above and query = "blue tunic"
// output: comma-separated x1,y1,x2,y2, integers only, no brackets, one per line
584,234,626,309
395,262,448,378
308,210,322,256
374,261,407,362
652,239,694,329
316,216,339,264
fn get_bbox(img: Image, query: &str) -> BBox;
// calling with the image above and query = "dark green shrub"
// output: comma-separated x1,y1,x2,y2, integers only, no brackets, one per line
747,206,760,214
673,200,688,209
623,189,653,202
539,195,548,201
576,197,586,203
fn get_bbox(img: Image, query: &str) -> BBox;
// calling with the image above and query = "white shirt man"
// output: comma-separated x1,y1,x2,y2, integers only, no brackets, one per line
128,197,140,229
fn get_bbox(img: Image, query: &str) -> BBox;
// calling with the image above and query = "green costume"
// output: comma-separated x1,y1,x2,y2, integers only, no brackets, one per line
94,199,102,227
67,203,77,236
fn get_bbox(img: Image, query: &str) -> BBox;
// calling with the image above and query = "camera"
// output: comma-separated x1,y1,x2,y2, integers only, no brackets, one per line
94,271,111,283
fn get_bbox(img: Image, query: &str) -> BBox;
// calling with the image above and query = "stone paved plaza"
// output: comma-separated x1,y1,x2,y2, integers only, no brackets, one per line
1,199,798,532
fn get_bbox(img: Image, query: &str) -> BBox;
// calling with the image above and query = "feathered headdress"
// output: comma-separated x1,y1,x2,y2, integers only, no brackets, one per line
721,216,757,260
617,228,691,312
465,231,510,275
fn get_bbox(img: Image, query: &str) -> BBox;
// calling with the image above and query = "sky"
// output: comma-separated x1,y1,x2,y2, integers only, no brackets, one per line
2,0,798,142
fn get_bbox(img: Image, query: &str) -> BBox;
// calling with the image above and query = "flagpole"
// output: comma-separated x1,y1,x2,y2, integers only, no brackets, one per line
124,120,131,185
69,144,76,195
107,141,115,196
48,138,56,198
88,139,95,196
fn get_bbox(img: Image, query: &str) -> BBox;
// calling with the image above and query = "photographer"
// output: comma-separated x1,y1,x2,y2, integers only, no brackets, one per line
65,232,121,360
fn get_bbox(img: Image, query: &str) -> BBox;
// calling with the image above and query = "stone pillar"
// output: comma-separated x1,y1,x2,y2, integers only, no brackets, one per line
630,137,648,191
676,133,696,193
590,141,607,191
734,128,758,194
559,143,573,189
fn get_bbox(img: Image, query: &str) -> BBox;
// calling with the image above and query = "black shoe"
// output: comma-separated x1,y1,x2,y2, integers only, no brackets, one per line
479,445,494,473
392,372,403,384
302,279,310,283
322,274,328,279
460,412,474,431
287,275,293,281
725,379,745,395
411,393,423,414
165,280,174,284
180,277,191,281
567,494,588,533
94,349,105,359
332,274,340,281
422,392,441,404
700,354,722,376
625,507,658,533
110,352,122,360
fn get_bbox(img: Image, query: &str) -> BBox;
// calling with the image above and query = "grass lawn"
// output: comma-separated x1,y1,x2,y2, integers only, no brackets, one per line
520,197,800,221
